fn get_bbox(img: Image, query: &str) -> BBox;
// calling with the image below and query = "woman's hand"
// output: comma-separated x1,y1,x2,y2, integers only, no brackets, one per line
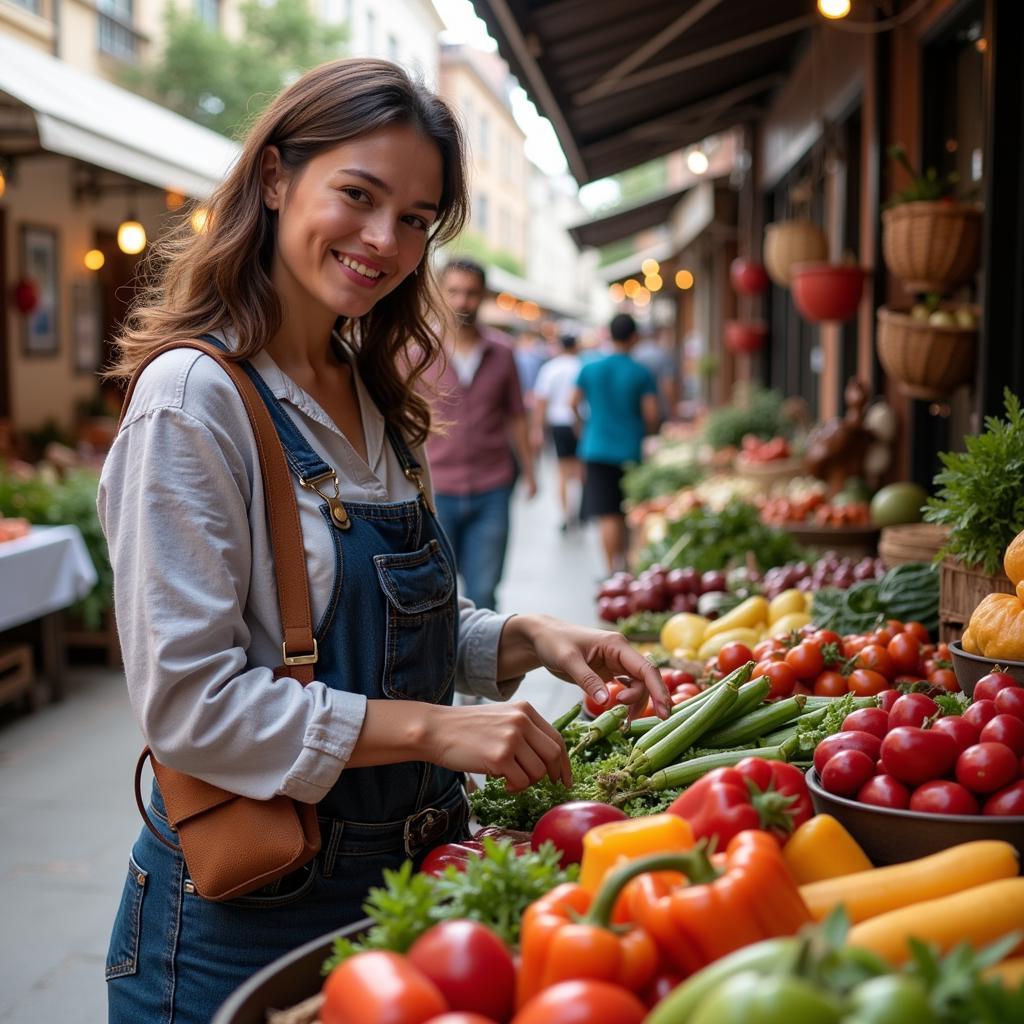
499,615,672,721
424,701,572,792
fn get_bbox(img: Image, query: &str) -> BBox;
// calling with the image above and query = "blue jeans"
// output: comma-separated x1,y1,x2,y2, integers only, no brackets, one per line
434,485,512,610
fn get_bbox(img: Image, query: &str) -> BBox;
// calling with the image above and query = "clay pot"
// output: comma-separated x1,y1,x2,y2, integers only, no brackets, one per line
724,320,768,355
790,262,868,323
729,258,769,296
763,220,828,288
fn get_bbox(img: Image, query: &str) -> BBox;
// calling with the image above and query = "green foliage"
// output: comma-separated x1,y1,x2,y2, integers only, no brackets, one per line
322,839,574,968
0,467,110,628
637,499,803,575
445,230,524,278
886,144,959,206
923,389,1024,575
621,449,703,504
702,387,790,451
122,0,346,138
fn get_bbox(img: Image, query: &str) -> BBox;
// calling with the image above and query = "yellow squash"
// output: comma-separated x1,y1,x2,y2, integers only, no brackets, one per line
702,596,769,642
799,839,1019,923
769,590,806,624
697,628,761,660
660,613,709,653
847,877,1024,965
782,814,872,885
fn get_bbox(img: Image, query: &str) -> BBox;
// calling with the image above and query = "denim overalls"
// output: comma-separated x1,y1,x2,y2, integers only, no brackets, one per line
106,346,470,1023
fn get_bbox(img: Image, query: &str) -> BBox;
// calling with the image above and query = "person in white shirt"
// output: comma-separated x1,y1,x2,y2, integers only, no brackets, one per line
533,333,583,531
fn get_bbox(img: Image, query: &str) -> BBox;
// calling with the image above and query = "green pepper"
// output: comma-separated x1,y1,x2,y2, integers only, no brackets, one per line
689,971,844,1024
844,975,938,1024
643,938,800,1024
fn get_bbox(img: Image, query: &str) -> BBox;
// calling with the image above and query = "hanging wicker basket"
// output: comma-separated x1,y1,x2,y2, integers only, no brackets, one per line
763,220,828,288
881,201,982,294
875,305,977,401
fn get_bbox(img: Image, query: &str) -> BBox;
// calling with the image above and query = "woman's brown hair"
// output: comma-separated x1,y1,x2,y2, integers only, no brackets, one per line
111,58,468,446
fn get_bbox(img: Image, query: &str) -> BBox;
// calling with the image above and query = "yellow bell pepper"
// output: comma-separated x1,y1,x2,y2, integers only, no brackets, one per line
781,814,872,885
702,595,770,642
578,813,694,894
697,627,761,660
768,590,806,624
660,613,709,652
768,611,811,638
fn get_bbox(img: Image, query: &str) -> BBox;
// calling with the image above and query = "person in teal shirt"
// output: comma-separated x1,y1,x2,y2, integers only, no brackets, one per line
572,313,660,572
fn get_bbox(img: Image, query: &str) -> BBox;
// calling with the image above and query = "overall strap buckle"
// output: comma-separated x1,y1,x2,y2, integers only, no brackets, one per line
301,470,350,529
403,466,436,517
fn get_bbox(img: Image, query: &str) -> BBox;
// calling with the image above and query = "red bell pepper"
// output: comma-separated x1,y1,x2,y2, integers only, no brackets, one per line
666,756,812,847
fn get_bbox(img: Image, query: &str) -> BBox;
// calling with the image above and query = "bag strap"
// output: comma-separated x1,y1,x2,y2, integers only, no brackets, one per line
118,339,317,683
134,747,179,851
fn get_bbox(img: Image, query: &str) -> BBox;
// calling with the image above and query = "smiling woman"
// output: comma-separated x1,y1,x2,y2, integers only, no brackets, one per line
98,58,670,1024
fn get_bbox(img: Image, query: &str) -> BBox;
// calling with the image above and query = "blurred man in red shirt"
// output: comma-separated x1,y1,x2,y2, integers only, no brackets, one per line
425,260,535,610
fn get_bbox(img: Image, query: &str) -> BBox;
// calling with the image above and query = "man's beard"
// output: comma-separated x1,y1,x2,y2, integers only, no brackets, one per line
452,308,477,328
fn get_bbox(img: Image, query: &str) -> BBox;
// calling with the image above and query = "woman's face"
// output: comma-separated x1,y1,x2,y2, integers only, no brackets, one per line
261,123,443,320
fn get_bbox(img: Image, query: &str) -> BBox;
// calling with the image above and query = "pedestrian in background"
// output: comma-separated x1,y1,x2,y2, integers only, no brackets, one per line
573,312,660,573
532,333,582,533
514,328,550,413
631,326,678,420
425,259,536,611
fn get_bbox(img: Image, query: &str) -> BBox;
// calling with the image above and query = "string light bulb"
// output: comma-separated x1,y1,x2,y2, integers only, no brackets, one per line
84,249,105,271
117,218,146,255
818,0,851,19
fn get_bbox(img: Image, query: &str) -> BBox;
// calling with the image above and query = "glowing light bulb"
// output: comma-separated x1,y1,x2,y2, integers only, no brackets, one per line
117,219,146,255
84,249,105,271
818,0,851,19
675,269,694,290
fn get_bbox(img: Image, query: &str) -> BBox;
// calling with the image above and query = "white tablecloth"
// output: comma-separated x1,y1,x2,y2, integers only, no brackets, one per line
0,525,99,632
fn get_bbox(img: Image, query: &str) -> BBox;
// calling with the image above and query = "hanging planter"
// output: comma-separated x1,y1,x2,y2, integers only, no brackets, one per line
729,258,769,296
876,305,978,400
724,320,768,355
881,201,982,294
790,262,868,323
763,220,828,288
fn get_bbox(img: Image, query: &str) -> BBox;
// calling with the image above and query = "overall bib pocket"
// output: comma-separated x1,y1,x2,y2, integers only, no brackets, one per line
375,539,456,702
105,855,148,980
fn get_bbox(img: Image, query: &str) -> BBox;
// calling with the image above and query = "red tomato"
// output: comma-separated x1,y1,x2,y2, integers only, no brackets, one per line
928,668,960,693
980,714,1024,756
995,686,1024,721
408,922,516,1021
530,802,628,867
813,671,848,698
793,681,813,696
955,742,1020,795
963,699,999,731
848,668,889,697
718,642,754,675
887,633,922,675
813,731,882,776
931,715,981,754
876,689,901,713
673,683,701,700
760,662,798,700
910,779,979,815
903,621,931,644
753,639,786,661
322,951,447,1024
856,645,895,680
511,980,647,1024
821,749,876,797
785,640,825,680
983,780,1024,816
888,693,940,730
425,1016,499,1024
885,619,905,636
812,629,842,647
857,774,910,809
842,635,872,658
842,707,890,740
974,671,1020,703
880,727,958,786
583,680,626,717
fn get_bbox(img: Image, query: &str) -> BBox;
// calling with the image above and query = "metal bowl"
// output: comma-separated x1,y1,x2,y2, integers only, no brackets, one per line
806,769,1024,865
212,919,370,1024
949,640,1024,698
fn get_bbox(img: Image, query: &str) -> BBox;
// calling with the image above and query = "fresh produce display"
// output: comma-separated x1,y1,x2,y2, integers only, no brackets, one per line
702,387,791,451
737,434,791,463
760,492,872,527
869,481,928,527
759,554,886,598
595,565,743,623
924,389,1024,575
620,444,703,504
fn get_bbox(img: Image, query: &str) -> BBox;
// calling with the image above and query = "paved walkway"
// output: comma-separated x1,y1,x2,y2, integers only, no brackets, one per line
0,454,603,1023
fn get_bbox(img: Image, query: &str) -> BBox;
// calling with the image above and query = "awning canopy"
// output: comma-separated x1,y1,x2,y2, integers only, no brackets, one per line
473,0,813,183
568,186,691,249
0,34,238,197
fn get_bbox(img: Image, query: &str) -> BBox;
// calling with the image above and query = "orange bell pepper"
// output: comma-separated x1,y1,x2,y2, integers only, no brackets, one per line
578,813,694,894
516,858,662,1009
624,830,813,976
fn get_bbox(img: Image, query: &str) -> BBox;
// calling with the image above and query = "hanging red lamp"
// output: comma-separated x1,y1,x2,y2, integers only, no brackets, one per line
724,320,769,355
729,258,769,296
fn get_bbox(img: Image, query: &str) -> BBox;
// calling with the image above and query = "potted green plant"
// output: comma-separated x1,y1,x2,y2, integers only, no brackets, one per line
881,144,982,294
923,389,1024,640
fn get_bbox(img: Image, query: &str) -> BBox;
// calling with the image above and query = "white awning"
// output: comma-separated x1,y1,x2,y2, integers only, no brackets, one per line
0,34,239,197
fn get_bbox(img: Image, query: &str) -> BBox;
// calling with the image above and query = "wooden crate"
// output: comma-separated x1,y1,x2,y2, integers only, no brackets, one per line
939,557,1016,644
0,643,35,708
878,523,949,568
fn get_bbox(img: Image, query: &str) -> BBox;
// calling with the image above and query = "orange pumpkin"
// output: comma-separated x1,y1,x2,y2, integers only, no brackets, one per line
964,593,1024,661
1005,528,1024,587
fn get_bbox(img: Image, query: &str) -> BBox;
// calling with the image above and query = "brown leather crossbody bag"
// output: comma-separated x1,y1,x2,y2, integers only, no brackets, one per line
121,340,321,901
